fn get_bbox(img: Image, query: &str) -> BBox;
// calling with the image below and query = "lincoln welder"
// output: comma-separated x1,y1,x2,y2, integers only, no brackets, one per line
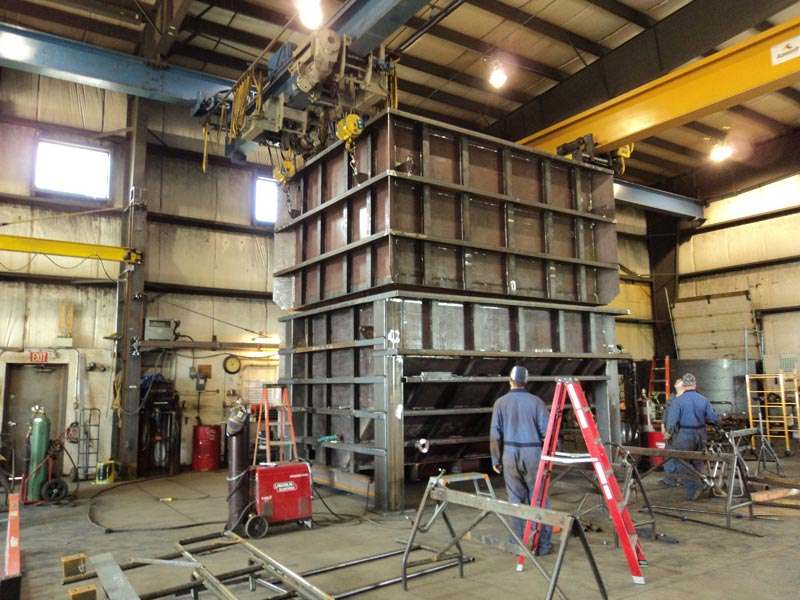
224,401,312,538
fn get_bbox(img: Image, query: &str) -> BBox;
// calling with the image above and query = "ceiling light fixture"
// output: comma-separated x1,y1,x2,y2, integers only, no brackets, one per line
709,143,733,163
488,62,508,89
296,0,323,30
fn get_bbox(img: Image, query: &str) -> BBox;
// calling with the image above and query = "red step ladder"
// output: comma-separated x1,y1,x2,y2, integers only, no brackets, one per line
518,379,647,585
647,357,671,405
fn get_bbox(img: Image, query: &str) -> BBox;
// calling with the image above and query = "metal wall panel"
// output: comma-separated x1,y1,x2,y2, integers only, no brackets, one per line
275,110,618,309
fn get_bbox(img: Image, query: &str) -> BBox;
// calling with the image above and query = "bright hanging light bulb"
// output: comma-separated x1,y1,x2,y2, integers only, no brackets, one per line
709,142,733,163
296,0,323,30
488,62,508,89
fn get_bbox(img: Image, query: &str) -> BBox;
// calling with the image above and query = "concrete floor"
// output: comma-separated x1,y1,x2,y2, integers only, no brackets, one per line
17,459,800,600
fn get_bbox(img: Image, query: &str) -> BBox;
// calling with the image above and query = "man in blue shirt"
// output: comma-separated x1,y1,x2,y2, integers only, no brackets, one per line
665,372,718,500
490,365,552,554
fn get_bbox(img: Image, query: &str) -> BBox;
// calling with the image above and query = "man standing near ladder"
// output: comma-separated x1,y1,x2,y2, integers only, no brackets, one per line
665,372,719,500
490,365,552,555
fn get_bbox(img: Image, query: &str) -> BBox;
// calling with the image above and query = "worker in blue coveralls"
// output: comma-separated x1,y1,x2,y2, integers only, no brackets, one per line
665,372,718,500
660,377,686,488
490,365,552,555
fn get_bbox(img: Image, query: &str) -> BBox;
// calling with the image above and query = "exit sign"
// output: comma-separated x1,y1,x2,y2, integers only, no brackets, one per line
29,351,48,363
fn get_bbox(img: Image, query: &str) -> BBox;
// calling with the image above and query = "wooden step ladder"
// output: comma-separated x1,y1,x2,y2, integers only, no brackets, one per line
518,379,647,585
252,385,298,465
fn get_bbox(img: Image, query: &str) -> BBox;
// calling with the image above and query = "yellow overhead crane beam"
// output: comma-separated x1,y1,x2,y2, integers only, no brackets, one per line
519,16,800,154
0,234,141,264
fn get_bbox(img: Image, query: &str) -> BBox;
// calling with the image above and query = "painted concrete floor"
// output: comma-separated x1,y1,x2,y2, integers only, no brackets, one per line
17,458,800,600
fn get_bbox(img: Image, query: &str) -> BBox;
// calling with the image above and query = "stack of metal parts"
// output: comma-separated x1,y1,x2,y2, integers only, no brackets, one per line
274,109,622,510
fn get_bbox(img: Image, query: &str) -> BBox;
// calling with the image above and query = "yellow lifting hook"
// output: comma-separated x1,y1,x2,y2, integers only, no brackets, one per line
336,113,364,151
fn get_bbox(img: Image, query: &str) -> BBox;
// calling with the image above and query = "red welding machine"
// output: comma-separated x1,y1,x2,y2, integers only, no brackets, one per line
247,462,313,538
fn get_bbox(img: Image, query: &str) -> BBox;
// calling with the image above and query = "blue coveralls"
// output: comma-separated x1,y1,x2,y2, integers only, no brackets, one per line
490,389,552,552
662,394,678,482
665,390,718,498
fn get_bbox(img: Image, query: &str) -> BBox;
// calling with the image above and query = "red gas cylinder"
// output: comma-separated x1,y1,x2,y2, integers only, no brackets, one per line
192,425,221,471
647,430,666,467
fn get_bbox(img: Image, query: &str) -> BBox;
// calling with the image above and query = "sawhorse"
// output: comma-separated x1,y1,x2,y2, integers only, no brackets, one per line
402,473,607,600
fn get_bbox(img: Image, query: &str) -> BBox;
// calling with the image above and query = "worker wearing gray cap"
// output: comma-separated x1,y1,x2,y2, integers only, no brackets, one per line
665,372,719,500
490,365,552,554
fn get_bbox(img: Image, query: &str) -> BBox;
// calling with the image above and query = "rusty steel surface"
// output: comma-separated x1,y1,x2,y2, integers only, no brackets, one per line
274,110,619,311
275,110,621,510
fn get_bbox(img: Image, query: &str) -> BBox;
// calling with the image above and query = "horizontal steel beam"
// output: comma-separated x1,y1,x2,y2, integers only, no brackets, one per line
518,15,800,153
613,180,703,219
0,233,140,263
0,23,230,104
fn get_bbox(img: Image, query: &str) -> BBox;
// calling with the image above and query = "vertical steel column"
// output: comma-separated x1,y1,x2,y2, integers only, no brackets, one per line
115,97,149,475
373,297,405,511
595,360,621,445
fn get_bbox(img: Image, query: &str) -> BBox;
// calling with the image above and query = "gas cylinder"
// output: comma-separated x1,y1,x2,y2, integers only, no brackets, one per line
26,406,51,502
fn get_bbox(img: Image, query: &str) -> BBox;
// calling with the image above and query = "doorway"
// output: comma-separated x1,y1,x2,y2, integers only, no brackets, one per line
2,364,68,477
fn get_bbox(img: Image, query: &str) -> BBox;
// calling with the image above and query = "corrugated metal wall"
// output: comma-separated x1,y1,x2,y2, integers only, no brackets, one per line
678,174,800,366
0,69,281,466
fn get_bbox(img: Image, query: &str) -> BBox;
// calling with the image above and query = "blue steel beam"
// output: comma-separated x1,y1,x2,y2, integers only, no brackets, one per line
614,180,703,220
0,23,230,104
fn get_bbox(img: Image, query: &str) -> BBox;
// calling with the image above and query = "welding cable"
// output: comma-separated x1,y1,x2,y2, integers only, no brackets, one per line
223,499,256,534
86,476,225,534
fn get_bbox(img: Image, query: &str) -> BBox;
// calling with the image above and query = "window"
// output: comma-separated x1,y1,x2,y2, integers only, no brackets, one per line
34,140,111,200
254,177,279,224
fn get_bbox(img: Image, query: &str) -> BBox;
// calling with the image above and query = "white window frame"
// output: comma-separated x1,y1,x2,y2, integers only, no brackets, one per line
33,139,112,201
253,176,279,225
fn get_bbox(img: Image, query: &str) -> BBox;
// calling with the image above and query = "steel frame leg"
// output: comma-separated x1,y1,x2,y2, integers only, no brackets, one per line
401,478,436,590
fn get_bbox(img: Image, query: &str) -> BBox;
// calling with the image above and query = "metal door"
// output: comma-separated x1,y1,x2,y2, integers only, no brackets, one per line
2,364,68,476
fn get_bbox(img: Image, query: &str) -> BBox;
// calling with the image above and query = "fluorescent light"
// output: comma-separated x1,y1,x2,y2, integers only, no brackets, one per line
296,0,323,30
0,32,33,61
709,143,733,163
489,62,508,89
34,141,111,199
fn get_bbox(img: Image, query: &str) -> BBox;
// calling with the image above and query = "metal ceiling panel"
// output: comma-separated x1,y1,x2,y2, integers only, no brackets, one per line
394,34,466,65
395,65,519,114
742,94,800,127
398,91,488,126
634,141,701,168
699,111,780,145
599,21,642,48
623,0,692,19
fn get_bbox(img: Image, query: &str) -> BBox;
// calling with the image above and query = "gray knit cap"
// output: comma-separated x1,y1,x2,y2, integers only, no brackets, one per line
681,372,697,388
510,365,528,385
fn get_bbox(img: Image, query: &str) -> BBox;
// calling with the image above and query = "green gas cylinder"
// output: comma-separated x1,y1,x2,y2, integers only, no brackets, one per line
27,406,51,502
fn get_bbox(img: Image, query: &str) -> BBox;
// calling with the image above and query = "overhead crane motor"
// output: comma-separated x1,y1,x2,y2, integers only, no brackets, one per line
193,28,392,163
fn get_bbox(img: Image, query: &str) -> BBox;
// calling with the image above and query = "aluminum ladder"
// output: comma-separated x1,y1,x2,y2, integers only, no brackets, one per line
518,379,647,584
